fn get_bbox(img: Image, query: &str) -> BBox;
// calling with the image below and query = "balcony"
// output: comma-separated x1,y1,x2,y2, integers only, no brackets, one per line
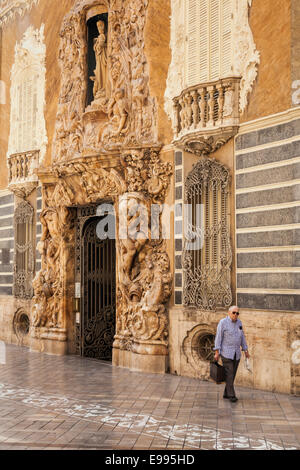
172,77,240,156
7,150,39,198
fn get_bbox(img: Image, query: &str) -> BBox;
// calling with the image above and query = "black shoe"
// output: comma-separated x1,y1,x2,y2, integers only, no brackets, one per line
230,397,238,403
223,395,230,399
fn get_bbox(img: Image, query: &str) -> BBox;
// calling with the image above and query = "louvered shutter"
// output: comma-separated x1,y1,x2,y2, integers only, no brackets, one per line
186,0,199,86
185,0,233,85
199,0,209,82
221,0,232,77
209,0,220,81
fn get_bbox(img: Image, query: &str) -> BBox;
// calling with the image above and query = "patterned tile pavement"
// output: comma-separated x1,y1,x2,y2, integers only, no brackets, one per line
0,343,298,450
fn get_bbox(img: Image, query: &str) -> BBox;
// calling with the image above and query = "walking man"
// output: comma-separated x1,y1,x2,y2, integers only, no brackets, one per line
214,306,250,402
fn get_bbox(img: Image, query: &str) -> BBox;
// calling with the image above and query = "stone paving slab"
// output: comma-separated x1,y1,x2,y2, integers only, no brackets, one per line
0,344,298,450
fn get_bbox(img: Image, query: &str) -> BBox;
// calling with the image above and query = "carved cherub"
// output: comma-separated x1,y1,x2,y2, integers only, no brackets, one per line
99,88,129,142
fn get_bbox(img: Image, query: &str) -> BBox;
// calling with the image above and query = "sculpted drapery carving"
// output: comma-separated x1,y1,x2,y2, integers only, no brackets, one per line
34,150,172,355
52,0,157,161
90,20,108,100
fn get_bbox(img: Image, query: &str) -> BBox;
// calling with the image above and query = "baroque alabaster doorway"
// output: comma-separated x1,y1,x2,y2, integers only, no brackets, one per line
76,205,116,361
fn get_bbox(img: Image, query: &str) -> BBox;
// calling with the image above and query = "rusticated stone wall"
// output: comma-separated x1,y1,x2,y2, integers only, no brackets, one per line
235,118,300,312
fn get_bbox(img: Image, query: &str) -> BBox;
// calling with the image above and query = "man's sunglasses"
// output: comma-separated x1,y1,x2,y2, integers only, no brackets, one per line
232,311,239,315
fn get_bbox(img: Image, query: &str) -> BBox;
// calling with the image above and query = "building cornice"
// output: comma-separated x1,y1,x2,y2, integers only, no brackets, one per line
238,106,300,135
0,0,39,27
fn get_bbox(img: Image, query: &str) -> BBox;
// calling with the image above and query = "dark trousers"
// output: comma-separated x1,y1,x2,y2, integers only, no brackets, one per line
221,354,240,398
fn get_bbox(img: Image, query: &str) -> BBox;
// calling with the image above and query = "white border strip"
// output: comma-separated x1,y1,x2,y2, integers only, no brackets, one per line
237,267,300,273
237,288,300,295
237,246,300,253
237,223,300,234
0,202,14,209
236,179,300,194
238,106,300,135
236,201,300,214
0,214,13,220
235,134,300,156
235,156,300,174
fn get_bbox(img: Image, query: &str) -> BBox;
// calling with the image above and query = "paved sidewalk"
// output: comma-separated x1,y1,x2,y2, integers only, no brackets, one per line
0,343,298,450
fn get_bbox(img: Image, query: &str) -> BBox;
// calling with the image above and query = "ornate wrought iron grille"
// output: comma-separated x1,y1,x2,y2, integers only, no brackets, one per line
75,206,116,361
13,200,34,299
183,158,232,310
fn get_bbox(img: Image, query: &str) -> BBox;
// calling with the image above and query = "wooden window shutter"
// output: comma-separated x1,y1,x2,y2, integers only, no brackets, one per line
186,0,199,86
221,0,232,77
16,72,38,153
199,0,209,82
209,0,220,81
185,0,233,85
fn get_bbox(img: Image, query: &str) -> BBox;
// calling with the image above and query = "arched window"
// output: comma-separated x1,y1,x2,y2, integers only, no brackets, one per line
185,0,233,86
13,201,34,299
183,158,232,310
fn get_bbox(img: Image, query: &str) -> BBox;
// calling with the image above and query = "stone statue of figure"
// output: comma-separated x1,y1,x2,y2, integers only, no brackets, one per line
90,20,108,99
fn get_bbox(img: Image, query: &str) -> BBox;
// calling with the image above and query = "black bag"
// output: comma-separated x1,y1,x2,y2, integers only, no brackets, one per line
210,361,225,384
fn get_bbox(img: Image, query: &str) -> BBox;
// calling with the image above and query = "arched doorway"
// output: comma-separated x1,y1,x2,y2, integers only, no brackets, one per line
81,216,116,361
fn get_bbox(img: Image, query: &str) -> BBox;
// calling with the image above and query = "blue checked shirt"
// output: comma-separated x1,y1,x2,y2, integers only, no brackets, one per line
214,316,248,360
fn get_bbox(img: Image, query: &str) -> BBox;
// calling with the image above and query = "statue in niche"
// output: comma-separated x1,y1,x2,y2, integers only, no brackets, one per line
90,20,108,100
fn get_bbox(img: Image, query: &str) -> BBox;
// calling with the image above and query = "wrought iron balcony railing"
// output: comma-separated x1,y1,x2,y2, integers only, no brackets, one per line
173,77,241,156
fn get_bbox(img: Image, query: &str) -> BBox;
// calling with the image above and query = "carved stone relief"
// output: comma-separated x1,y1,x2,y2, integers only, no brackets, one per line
34,149,172,356
232,0,260,114
33,1,171,358
52,0,157,162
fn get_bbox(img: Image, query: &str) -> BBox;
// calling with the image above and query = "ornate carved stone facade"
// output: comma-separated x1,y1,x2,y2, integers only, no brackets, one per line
52,0,157,163
1,0,299,396
34,148,172,359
